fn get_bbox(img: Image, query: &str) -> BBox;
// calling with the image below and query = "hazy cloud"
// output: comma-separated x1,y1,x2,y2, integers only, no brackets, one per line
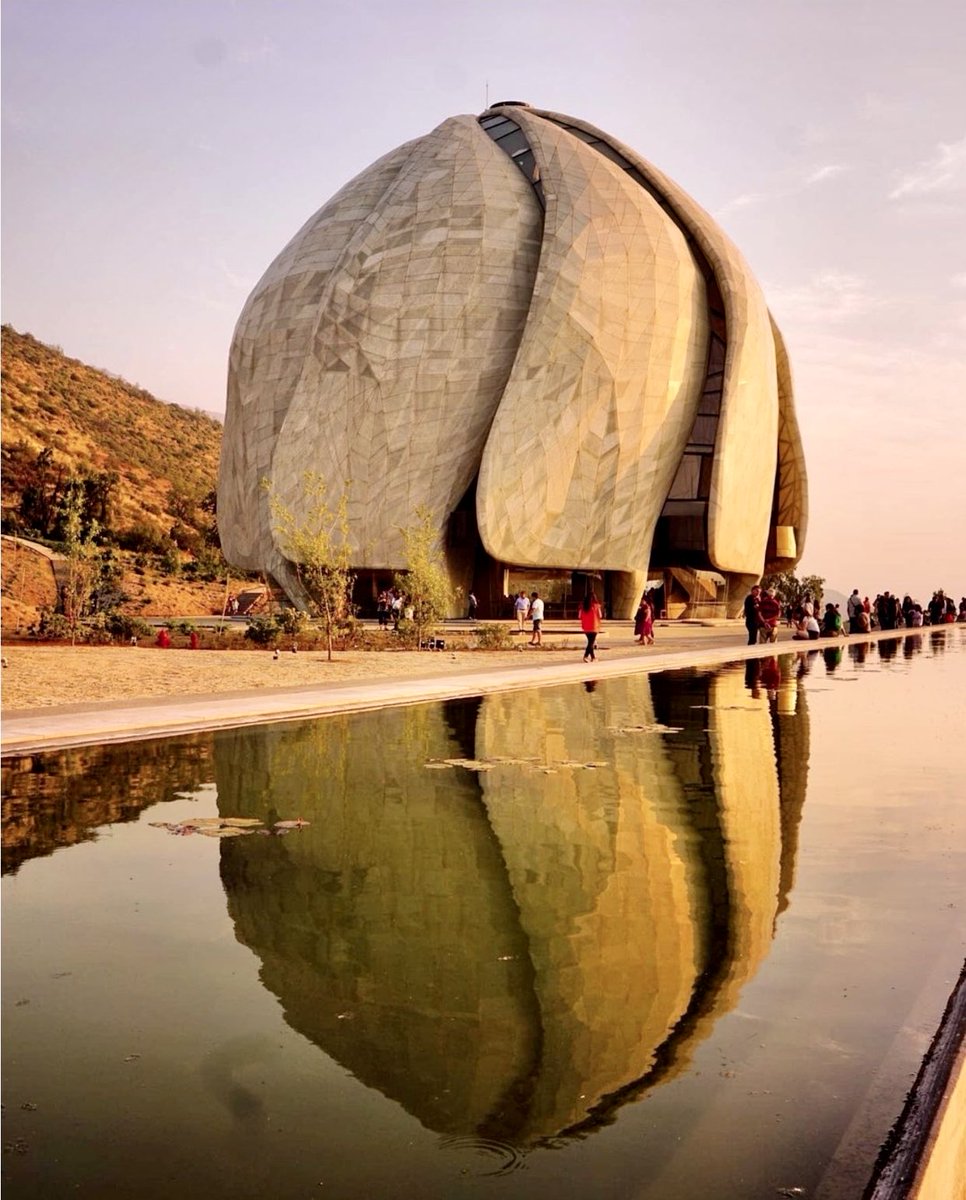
951,272,966,289
719,164,848,218
889,136,966,199
218,260,252,291
716,190,772,217
768,270,888,325
805,164,847,185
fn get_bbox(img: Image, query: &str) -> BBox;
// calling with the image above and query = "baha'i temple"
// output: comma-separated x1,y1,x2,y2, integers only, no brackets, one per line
219,103,807,619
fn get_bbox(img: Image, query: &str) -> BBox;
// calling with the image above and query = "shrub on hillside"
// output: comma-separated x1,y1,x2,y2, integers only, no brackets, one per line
159,547,182,577
117,522,168,555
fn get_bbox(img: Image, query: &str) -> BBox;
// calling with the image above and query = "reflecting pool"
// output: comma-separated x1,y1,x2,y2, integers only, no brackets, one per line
3,630,965,1199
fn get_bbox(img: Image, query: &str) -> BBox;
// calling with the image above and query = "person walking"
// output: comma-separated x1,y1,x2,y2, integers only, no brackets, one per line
580,591,603,662
467,591,478,620
641,592,655,645
528,591,544,646
743,585,762,646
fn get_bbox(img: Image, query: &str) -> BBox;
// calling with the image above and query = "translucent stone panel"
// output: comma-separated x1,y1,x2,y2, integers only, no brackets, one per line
477,111,708,570
530,108,782,577
767,315,808,570
270,115,542,567
220,137,419,570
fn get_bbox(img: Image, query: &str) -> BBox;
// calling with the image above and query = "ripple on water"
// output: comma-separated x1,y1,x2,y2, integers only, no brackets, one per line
439,1135,528,1175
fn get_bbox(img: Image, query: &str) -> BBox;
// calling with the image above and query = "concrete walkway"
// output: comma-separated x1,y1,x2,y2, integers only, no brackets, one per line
1,623,951,756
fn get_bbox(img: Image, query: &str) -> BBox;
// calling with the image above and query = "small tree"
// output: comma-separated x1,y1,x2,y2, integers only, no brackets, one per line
394,508,452,648
59,486,102,644
761,570,825,613
266,473,354,662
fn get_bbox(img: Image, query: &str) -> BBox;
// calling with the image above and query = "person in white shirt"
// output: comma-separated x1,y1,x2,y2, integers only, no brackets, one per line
528,592,545,646
513,591,529,632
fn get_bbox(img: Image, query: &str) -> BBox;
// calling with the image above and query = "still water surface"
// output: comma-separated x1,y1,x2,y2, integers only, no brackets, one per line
3,631,965,1199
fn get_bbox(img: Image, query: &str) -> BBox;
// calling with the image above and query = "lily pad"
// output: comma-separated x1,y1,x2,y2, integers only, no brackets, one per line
274,819,311,829
442,758,495,771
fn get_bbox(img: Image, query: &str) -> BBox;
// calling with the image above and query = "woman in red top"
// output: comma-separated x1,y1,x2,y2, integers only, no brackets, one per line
580,592,603,662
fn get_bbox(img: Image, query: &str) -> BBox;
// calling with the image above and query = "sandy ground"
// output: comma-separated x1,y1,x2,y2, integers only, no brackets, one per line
0,624,748,711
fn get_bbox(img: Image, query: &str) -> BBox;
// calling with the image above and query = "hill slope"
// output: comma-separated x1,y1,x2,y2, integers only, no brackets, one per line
1,325,222,539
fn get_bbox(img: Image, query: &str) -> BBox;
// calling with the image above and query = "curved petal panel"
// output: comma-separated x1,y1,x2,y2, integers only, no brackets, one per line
477,113,708,569
766,314,808,570
271,115,542,566
219,138,418,569
530,108,780,576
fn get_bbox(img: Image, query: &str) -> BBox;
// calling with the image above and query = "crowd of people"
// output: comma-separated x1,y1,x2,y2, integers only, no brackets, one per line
375,588,414,628
372,580,963,662
744,584,966,645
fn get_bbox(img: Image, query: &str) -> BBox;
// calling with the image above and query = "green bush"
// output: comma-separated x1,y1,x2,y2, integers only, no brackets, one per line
274,607,307,637
159,547,182,577
191,545,227,582
474,622,514,650
80,612,114,645
117,523,168,554
106,613,154,642
30,608,71,640
244,614,281,646
392,617,420,648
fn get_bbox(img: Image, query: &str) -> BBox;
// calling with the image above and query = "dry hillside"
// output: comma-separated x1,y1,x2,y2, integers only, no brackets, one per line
1,326,238,634
1,325,222,539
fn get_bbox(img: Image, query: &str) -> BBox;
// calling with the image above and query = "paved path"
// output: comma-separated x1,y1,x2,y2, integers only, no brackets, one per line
1,623,948,756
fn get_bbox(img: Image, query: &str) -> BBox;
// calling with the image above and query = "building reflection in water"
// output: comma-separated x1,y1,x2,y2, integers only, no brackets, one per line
215,663,810,1145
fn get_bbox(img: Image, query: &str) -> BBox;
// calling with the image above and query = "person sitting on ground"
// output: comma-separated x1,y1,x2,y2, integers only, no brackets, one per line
822,603,844,637
792,614,820,640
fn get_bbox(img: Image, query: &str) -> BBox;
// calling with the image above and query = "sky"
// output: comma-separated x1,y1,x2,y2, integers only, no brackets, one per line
3,0,964,600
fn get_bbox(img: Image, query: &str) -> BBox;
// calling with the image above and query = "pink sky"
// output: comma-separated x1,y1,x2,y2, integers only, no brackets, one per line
3,0,964,601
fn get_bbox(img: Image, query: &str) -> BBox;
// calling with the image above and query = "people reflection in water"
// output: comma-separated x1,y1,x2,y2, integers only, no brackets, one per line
822,646,843,673
212,669,810,1147
878,638,899,663
744,658,761,695
848,641,871,666
759,656,781,697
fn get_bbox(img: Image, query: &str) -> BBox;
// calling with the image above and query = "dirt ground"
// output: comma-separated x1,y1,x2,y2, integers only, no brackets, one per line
0,636,606,710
